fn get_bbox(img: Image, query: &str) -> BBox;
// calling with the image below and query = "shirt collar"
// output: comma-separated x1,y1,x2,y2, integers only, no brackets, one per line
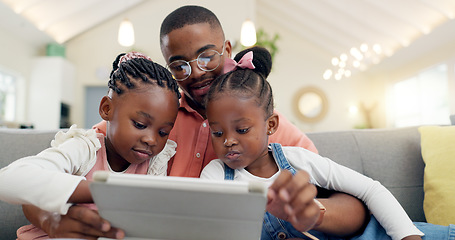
179,93,197,113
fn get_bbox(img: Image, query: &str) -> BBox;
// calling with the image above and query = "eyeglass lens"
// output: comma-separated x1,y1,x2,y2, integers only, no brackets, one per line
168,49,222,81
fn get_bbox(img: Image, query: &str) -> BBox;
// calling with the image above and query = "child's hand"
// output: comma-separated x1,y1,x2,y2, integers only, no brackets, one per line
267,170,321,232
41,204,125,239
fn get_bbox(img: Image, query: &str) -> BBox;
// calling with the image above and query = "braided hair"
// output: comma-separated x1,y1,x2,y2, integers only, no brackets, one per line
108,52,180,99
206,46,274,119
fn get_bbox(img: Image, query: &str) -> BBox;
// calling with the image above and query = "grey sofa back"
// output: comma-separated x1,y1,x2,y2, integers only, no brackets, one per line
0,127,426,238
0,128,58,239
306,126,425,222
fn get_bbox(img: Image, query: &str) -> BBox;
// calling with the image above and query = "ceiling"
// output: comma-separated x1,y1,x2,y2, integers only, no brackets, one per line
258,0,455,78
1,0,455,76
261,0,455,55
0,0,144,45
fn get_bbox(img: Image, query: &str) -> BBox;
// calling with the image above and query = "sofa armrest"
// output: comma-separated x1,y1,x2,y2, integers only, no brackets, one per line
0,128,60,239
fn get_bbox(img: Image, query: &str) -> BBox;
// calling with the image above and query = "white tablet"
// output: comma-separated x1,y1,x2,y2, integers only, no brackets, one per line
90,171,267,240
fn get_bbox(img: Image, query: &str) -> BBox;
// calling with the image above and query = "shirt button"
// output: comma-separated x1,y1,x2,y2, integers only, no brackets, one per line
196,153,201,158
277,232,286,239
202,122,207,127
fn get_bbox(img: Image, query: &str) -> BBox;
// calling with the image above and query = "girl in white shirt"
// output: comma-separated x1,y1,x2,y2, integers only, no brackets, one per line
201,46,454,240
0,51,181,239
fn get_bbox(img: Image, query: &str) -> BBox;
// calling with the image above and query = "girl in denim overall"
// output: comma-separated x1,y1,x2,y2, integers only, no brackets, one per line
200,46,454,240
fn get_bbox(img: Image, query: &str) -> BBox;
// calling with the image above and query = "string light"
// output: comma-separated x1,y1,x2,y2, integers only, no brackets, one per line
323,43,386,81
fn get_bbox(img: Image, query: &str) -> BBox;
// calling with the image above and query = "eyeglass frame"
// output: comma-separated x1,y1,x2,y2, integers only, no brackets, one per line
167,40,227,82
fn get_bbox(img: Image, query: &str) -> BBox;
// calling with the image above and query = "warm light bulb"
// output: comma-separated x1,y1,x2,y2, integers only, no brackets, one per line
323,69,332,80
353,60,360,68
240,19,257,47
349,105,358,114
340,53,348,62
118,19,135,47
373,44,382,54
350,47,363,61
335,73,342,81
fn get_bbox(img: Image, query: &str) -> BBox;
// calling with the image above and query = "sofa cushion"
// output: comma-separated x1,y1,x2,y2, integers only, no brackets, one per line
354,127,425,223
307,127,426,222
419,126,455,225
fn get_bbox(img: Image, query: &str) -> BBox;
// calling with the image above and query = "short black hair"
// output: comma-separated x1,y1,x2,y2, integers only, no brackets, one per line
206,46,274,118
109,52,180,99
160,5,224,43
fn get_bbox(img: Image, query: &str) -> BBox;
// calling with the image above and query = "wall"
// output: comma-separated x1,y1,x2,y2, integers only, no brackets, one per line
65,0,383,131
367,19,455,127
65,0,251,128
28,57,75,130
0,29,40,124
2,1,454,131
258,13,455,131
256,13,384,132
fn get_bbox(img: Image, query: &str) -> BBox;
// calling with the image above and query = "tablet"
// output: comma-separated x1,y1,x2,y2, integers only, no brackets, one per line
90,171,267,240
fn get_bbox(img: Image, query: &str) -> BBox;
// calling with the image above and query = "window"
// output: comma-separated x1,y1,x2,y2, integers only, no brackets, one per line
390,64,450,127
0,70,17,122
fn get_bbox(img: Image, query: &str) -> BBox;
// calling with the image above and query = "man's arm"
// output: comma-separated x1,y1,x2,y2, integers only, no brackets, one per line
268,170,369,236
314,192,368,236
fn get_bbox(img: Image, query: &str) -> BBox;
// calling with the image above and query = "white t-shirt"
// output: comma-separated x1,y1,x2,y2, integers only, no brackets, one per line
201,145,423,240
0,126,176,215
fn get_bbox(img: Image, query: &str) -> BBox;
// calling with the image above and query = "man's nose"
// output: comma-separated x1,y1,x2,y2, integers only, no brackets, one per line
188,61,205,80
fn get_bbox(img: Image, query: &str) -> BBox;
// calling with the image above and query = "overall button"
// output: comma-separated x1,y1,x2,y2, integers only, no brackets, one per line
277,232,286,239
202,122,207,127
196,153,201,158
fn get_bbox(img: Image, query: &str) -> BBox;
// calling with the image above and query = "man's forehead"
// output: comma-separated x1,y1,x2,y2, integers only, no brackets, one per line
161,24,223,61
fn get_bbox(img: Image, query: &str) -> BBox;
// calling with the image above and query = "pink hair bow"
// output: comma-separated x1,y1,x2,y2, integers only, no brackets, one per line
223,51,255,74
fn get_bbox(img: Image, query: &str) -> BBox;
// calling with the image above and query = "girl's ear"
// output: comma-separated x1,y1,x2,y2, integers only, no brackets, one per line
266,113,279,135
99,96,113,121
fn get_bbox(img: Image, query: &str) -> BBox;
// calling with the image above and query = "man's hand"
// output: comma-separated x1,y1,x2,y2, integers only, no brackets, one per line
23,204,124,239
266,170,320,232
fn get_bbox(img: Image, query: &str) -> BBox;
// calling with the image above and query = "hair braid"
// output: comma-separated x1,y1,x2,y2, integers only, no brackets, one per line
108,52,181,99
206,46,274,118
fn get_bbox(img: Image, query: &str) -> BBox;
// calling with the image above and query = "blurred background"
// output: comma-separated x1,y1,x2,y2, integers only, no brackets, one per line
0,0,454,132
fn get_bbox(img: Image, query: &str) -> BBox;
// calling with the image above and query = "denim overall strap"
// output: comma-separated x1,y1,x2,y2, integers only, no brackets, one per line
223,143,296,180
224,163,235,180
270,143,296,175
222,145,312,239
261,143,312,240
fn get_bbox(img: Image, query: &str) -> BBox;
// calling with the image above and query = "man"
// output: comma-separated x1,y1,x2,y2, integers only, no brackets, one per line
155,5,366,235
157,5,318,177
21,5,367,239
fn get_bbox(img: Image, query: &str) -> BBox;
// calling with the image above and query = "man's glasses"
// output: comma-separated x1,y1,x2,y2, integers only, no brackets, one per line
167,41,226,81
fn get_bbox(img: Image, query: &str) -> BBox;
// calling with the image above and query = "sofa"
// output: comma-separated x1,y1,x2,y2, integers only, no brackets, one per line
0,126,426,239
